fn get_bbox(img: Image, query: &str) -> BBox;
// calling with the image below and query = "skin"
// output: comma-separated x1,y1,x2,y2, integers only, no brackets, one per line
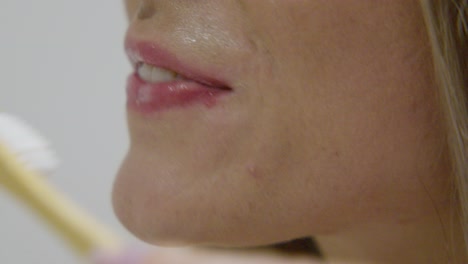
112,0,465,263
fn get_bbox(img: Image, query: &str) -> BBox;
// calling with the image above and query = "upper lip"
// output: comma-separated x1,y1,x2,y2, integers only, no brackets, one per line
125,37,231,89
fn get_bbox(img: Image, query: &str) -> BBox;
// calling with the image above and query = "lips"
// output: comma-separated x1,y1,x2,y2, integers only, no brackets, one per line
125,39,232,114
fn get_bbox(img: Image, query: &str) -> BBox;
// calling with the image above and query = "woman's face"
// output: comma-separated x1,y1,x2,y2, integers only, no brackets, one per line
114,0,449,247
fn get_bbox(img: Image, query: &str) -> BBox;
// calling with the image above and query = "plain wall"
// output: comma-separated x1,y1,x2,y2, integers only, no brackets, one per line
0,1,136,263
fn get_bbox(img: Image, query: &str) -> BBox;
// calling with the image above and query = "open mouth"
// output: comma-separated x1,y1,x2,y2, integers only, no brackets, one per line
135,62,231,91
125,43,233,114
126,62,233,114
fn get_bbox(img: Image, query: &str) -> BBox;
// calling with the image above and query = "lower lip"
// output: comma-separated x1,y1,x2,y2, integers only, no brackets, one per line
126,73,230,114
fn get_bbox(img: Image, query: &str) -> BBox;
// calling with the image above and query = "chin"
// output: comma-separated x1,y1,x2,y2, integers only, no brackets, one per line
111,149,305,248
111,155,204,247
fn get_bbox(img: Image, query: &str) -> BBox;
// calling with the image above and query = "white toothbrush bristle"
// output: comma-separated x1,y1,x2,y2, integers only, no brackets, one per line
0,113,58,174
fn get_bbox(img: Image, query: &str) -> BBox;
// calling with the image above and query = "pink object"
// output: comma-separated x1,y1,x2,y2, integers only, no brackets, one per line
91,246,149,264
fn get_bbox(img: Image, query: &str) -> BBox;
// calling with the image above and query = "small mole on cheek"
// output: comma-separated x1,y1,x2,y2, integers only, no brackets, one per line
247,164,261,180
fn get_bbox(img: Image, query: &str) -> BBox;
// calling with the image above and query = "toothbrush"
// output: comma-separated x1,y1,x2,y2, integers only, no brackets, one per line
0,113,124,260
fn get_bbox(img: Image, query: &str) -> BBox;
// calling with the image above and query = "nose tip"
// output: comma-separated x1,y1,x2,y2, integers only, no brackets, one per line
137,0,156,20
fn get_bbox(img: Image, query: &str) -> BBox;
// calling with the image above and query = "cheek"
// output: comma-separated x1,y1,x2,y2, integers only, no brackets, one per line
299,65,444,229
244,1,447,231
255,77,446,236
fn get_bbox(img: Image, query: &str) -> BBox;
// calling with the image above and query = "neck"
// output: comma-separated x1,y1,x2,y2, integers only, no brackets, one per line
314,210,466,264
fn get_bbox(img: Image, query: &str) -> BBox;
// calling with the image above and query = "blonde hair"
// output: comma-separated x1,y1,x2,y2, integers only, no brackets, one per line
420,0,468,258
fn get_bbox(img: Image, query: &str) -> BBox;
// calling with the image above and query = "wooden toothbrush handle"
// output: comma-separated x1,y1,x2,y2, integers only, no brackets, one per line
0,143,121,257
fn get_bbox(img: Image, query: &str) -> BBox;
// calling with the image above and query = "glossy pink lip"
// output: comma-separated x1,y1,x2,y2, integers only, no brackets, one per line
125,39,231,114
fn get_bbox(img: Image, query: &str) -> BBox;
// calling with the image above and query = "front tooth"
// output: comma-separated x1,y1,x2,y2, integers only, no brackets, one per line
151,66,176,83
137,63,177,83
137,63,152,81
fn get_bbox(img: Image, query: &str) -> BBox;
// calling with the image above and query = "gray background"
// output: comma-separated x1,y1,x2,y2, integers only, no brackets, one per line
0,1,141,263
